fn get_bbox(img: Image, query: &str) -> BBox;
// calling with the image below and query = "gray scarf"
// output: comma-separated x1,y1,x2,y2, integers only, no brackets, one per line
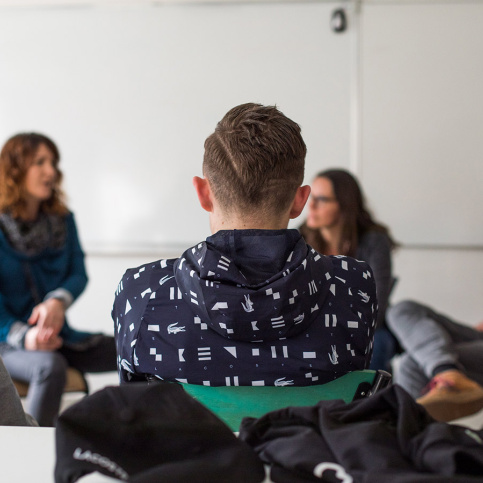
0,211,66,255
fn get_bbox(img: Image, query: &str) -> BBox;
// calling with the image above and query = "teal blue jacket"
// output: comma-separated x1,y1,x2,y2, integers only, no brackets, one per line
0,212,90,344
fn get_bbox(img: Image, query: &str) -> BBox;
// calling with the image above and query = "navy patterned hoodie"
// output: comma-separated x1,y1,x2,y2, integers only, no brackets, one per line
113,230,376,387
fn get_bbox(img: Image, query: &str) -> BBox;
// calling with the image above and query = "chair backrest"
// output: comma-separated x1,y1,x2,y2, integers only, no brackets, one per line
182,369,391,431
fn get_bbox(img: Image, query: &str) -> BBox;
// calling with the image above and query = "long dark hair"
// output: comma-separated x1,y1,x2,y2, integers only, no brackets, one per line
300,169,397,256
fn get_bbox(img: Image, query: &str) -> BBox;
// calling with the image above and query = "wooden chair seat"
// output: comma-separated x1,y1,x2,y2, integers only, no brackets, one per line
13,367,88,398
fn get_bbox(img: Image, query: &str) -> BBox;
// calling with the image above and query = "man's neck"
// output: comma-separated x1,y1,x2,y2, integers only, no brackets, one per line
210,212,290,233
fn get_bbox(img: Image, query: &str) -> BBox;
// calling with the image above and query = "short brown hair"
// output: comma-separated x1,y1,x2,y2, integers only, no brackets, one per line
0,133,68,218
203,103,306,218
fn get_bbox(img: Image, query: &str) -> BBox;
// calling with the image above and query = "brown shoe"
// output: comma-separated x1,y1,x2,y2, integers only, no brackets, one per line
416,370,483,422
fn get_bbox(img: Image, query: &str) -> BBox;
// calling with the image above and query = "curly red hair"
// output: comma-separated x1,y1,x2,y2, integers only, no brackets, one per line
0,133,68,218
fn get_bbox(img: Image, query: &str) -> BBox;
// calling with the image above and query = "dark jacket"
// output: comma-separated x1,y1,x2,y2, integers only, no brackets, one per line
113,229,377,386
357,231,393,329
239,384,483,482
0,212,90,345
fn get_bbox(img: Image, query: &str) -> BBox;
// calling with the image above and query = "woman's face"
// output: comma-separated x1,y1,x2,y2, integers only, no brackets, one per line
306,176,341,230
23,143,58,205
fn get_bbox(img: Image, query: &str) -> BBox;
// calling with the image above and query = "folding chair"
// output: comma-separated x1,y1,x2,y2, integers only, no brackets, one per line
182,369,391,431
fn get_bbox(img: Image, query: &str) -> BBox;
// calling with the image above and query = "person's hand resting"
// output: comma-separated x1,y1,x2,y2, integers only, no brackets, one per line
24,325,63,351
27,298,66,344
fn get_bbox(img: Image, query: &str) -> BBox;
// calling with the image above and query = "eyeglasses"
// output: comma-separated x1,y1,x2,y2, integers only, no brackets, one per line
311,195,337,206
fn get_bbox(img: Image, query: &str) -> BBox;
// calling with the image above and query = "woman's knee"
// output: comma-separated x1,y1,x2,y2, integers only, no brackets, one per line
393,353,427,398
32,352,68,383
387,300,427,332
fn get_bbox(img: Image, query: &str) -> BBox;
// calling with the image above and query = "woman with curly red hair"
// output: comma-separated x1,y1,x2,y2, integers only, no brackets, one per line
0,133,116,426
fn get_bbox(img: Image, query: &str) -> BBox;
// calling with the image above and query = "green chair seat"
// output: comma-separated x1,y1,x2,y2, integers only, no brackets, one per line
181,369,391,431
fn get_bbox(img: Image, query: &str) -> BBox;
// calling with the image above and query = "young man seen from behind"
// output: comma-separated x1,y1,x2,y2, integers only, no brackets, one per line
113,103,376,387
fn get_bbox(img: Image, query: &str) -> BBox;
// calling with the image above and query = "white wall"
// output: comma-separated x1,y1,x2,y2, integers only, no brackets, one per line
0,1,353,252
360,1,483,247
392,248,483,326
358,0,483,326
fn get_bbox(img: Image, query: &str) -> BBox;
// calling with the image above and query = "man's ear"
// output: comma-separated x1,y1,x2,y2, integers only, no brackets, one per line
193,176,214,212
288,185,311,219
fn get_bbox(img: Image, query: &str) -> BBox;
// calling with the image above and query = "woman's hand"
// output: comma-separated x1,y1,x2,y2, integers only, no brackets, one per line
24,326,63,351
28,298,66,342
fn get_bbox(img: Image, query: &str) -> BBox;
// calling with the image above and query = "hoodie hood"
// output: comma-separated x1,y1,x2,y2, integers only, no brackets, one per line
174,230,332,342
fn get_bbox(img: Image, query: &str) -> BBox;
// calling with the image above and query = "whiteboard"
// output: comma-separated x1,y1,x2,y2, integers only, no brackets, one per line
0,3,352,253
360,1,483,247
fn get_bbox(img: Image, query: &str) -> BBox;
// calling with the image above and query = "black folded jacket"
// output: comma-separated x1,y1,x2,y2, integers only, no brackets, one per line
240,384,483,483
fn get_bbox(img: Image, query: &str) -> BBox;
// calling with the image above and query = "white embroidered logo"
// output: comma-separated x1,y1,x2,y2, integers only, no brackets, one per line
328,345,339,365
167,323,186,334
241,294,254,312
274,377,294,386
73,448,128,480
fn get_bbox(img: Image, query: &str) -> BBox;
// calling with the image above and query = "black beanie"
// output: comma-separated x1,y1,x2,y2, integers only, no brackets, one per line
54,381,265,483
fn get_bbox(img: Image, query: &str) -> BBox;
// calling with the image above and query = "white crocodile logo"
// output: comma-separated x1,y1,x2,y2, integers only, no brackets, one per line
328,345,339,365
167,322,186,334
274,377,294,387
241,294,255,312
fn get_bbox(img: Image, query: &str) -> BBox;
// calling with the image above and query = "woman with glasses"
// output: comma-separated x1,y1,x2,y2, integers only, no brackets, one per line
0,133,116,426
299,168,397,372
